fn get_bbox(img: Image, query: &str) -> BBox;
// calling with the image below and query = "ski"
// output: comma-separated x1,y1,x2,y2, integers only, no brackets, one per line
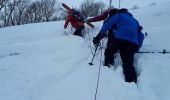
62,3,95,28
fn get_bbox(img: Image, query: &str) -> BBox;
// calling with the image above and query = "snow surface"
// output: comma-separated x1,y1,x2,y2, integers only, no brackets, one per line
1,2,170,100
57,0,170,8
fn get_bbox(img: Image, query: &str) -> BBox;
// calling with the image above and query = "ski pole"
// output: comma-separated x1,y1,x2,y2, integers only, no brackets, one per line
89,43,100,65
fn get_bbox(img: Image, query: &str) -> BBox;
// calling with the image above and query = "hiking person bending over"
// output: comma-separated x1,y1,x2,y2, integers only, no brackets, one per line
85,8,127,66
64,9,85,37
93,8,144,83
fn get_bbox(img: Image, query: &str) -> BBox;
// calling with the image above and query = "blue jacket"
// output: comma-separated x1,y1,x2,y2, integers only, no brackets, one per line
137,30,144,48
99,12,144,47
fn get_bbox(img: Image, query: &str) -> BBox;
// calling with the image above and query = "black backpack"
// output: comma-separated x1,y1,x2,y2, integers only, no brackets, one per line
71,10,84,21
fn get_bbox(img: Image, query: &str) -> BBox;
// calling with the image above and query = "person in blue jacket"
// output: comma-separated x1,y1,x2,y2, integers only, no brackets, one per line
93,8,144,83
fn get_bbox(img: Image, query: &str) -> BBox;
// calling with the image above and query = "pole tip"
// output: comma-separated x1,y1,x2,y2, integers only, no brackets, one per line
89,63,93,65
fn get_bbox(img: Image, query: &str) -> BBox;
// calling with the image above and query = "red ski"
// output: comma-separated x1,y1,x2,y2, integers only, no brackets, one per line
62,3,94,28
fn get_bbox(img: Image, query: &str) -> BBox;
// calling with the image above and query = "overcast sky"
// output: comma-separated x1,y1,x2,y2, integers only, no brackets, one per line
57,0,170,8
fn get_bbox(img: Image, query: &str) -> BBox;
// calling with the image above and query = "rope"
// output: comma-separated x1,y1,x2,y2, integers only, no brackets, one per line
94,40,103,100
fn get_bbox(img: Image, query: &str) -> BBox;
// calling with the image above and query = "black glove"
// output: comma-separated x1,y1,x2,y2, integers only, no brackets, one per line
93,37,100,47
93,32,106,47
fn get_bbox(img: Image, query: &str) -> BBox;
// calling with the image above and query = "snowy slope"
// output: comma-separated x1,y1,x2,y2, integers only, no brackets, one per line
1,2,170,100
58,0,170,8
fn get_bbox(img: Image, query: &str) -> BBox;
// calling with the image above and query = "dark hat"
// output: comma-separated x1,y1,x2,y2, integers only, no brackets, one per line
110,8,119,14
119,8,128,12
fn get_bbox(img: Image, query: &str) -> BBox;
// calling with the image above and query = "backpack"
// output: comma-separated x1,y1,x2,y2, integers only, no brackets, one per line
71,10,84,21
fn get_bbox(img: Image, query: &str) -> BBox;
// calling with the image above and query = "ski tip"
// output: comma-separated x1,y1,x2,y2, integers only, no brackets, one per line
61,3,66,7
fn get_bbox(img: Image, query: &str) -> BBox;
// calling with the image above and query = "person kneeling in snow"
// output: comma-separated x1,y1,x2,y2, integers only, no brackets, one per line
93,8,144,83
64,9,85,37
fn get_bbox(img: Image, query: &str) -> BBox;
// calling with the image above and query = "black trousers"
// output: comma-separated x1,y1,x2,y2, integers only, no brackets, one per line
107,29,115,47
104,29,115,65
105,38,138,83
74,26,84,37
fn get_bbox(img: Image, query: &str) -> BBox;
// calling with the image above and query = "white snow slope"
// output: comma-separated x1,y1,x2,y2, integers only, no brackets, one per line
57,0,170,8
0,2,170,100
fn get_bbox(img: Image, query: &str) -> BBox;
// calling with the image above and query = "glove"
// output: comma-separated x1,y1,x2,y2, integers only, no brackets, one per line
93,37,100,47
93,32,106,47
83,18,89,23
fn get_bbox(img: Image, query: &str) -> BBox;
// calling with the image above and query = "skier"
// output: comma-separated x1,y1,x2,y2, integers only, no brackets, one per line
92,8,144,83
64,9,85,37
85,8,133,65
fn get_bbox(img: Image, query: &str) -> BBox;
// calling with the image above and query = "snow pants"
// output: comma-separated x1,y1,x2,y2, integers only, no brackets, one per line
74,26,84,37
104,38,138,83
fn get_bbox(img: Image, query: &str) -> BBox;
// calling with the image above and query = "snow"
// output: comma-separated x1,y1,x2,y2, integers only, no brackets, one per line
57,0,170,8
1,1,170,100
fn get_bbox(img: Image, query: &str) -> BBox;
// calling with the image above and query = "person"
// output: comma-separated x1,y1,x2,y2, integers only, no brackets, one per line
93,8,144,83
64,9,85,37
85,8,121,65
